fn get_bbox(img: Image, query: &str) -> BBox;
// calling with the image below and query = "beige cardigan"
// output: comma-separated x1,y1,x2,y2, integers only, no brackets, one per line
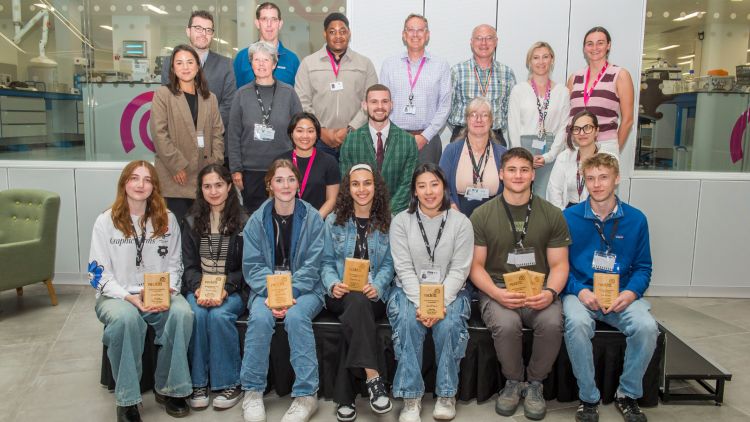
150,86,224,198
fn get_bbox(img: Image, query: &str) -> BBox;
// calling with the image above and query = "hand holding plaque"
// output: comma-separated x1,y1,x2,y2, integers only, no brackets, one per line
503,270,533,297
594,272,620,309
343,258,369,292
267,273,294,309
199,274,226,305
419,283,445,320
143,273,170,310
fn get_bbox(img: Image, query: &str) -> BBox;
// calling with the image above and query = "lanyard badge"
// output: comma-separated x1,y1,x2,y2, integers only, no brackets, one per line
501,194,536,267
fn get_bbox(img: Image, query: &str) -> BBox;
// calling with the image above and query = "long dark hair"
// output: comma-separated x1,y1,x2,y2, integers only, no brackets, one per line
333,165,391,233
188,164,245,235
167,44,210,99
566,110,599,150
407,163,451,214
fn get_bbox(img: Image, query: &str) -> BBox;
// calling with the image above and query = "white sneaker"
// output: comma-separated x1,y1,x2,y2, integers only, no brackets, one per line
242,391,266,422
280,395,319,422
433,396,456,420
399,398,422,422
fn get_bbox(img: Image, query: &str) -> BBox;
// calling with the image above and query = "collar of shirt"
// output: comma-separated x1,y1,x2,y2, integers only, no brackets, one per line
470,56,497,73
584,196,624,222
417,204,447,221
369,121,391,148
199,51,209,67
401,50,432,62
325,45,347,64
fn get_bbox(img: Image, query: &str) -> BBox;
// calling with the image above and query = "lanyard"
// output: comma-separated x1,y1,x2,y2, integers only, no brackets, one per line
473,65,493,97
273,214,289,268
131,224,146,267
530,79,551,138
593,218,620,254
406,56,427,102
292,148,316,197
326,49,341,77
466,140,490,185
575,146,598,199
500,193,533,248
583,61,608,106
415,211,447,264
354,217,370,259
254,82,277,125
206,233,224,274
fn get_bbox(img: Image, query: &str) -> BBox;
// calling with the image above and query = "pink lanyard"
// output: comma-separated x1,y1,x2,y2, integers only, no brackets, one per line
583,61,608,106
292,148,316,197
406,56,427,93
326,50,341,77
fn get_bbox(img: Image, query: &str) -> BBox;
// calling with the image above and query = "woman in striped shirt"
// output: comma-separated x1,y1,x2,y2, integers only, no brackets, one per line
566,26,634,157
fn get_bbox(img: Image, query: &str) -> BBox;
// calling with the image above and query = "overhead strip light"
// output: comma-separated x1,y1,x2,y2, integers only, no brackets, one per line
141,4,168,15
658,44,680,51
678,54,695,59
673,11,703,22
100,25,113,31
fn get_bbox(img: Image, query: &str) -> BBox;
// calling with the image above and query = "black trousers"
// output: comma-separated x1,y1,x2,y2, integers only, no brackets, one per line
451,125,507,147
324,292,387,404
241,170,268,216
165,197,193,224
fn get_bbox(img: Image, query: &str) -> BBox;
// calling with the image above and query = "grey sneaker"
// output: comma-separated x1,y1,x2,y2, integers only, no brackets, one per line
495,379,524,416
281,395,318,422
523,381,546,420
188,386,209,409
432,396,456,420
398,397,422,422
242,391,265,422
213,385,243,409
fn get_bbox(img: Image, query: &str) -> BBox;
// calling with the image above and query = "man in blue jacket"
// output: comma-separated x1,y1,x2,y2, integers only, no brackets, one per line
562,153,657,422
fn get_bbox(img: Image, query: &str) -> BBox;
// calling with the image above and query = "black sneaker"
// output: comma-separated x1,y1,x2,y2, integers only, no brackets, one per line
365,376,392,414
336,403,357,421
615,396,647,422
154,392,190,418
116,404,142,422
575,400,599,422
188,386,209,409
213,385,244,409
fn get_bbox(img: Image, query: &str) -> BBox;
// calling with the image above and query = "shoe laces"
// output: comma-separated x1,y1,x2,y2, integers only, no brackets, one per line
367,377,387,399
219,386,237,398
243,391,263,409
192,387,208,397
525,382,543,401
620,397,643,415
437,397,454,406
287,397,308,415
404,399,420,412
578,402,598,413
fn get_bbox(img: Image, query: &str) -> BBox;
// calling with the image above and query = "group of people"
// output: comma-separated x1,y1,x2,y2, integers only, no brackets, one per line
92,4,654,422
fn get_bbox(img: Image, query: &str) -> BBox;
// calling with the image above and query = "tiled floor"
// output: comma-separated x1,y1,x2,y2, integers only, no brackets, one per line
1,284,748,422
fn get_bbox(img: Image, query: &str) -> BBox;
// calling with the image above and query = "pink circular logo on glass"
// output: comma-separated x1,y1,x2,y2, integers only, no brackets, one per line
120,91,155,153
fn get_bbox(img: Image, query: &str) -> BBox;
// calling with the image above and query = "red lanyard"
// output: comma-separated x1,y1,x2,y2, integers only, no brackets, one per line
473,65,493,97
292,148,316,197
406,56,426,93
326,50,341,77
583,61,608,106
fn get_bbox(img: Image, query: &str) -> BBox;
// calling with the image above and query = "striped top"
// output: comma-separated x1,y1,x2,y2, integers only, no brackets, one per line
199,233,229,275
569,64,622,141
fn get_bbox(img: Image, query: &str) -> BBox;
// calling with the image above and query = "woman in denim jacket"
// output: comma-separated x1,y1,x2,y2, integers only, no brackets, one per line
321,163,394,421
240,158,326,422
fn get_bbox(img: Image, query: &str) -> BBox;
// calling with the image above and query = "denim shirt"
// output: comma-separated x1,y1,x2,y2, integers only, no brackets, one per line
242,198,326,305
321,213,395,302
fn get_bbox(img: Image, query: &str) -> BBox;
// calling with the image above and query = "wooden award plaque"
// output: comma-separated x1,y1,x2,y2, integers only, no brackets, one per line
266,273,294,309
503,270,532,296
199,274,226,301
343,258,369,292
594,272,620,308
525,270,546,297
419,284,445,319
143,273,170,308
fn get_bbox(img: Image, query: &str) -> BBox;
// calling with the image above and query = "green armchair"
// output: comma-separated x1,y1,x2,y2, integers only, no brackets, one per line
0,189,61,305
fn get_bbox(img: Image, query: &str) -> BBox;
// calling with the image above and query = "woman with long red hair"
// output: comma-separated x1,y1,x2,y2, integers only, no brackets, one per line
88,160,193,422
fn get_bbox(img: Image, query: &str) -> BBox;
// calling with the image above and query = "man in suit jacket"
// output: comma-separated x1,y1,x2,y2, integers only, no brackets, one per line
161,11,236,136
340,84,418,214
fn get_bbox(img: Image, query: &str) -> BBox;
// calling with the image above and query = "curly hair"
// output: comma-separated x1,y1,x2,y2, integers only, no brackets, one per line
188,164,246,235
110,160,169,238
333,165,391,233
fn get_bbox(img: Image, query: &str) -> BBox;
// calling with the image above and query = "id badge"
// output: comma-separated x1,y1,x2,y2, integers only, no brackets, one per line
507,247,536,267
274,265,291,275
254,123,275,141
465,187,489,201
520,134,553,154
330,81,344,91
419,265,441,284
404,104,416,115
196,130,205,148
592,251,617,272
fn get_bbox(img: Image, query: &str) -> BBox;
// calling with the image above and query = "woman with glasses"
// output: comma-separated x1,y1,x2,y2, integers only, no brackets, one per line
567,26,634,157
439,97,506,216
547,110,607,209
507,41,570,196
227,41,302,216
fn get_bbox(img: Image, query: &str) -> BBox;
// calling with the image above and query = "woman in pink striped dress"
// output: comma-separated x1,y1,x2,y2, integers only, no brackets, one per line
566,26,634,157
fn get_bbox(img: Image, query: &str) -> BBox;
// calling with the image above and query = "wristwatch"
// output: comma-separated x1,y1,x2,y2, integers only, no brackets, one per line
543,287,558,301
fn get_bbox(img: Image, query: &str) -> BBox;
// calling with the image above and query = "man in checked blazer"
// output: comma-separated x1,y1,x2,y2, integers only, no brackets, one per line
340,84,418,214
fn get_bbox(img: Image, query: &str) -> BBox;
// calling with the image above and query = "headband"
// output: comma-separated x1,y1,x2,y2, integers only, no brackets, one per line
349,163,373,175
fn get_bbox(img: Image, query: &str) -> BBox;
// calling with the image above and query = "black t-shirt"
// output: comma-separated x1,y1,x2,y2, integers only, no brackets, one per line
354,217,370,260
183,91,198,128
272,208,293,269
277,148,340,209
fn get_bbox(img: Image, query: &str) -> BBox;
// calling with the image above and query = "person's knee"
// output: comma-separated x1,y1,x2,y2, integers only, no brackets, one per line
107,305,145,333
483,306,521,336
284,306,312,329
248,306,274,333
345,292,371,308
629,315,659,342
207,306,236,327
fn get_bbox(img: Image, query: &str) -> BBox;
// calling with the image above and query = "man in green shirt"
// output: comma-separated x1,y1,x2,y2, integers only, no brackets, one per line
340,84,418,214
469,147,570,420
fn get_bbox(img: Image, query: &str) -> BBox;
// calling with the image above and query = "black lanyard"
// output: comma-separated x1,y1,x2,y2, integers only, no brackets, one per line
131,224,146,267
593,218,620,254
206,233,224,273
273,214,289,268
254,82,277,125
466,141,490,185
415,211,447,264
354,217,370,259
500,193,533,248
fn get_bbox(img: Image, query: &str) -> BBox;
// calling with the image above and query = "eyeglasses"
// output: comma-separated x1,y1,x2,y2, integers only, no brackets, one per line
469,112,491,121
189,25,215,35
572,124,595,134
404,27,427,36
472,36,497,43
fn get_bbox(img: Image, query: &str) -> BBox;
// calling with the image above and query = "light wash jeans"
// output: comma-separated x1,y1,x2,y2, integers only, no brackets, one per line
562,294,659,403
240,293,323,397
186,292,245,390
387,287,471,399
95,294,194,406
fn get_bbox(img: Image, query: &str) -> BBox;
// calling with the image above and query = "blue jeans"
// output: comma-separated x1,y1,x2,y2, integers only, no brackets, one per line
95,295,194,406
240,293,323,397
187,292,245,390
562,295,659,403
387,288,471,399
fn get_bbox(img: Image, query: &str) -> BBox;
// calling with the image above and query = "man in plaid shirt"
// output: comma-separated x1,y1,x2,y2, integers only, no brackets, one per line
448,24,516,147
340,84,418,214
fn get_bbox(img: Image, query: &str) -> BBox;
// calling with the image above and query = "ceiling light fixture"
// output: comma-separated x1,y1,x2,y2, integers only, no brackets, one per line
141,4,168,15
99,25,113,31
658,44,680,51
678,54,695,59
673,11,703,21
677,61,693,65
